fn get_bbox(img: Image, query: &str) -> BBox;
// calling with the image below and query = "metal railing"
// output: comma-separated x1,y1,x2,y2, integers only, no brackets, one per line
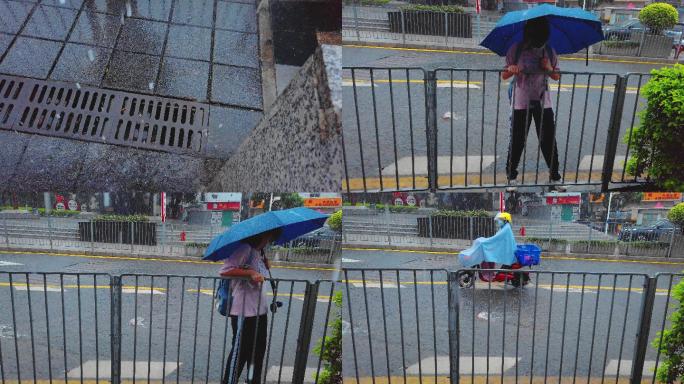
342,268,683,383
0,216,342,264
0,272,340,384
342,67,652,192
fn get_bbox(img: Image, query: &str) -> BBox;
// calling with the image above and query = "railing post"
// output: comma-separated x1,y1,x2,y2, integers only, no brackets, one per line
630,276,656,384
110,275,123,384
400,8,406,45
3,214,9,248
352,1,360,42
444,11,449,45
130,222,134,253
47,216,53,251
601,75,627,192
447,272,460,384
90,220,95,254
385,204,391,246
292,281,320,384
425,70,439,191
667,229,675,258
428,211,434,247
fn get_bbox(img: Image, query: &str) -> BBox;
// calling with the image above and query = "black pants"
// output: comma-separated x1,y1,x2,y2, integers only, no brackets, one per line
223,314,268,384
506,102,561,181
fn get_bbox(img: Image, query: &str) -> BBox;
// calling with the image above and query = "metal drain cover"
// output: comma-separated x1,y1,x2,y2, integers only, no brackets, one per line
0,75,208,156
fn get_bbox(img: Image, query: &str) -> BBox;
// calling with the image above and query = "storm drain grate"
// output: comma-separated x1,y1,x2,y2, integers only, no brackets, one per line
0,75,208,156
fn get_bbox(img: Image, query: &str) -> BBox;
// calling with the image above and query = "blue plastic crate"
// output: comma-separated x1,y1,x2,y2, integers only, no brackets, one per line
515,244,541,266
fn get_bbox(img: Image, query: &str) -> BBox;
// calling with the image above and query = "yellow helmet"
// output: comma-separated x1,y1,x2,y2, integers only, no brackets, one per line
495,212,512,223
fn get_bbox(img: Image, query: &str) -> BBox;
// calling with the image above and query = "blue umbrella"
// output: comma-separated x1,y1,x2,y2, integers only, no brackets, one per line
481,4,604,57
203,207,329,261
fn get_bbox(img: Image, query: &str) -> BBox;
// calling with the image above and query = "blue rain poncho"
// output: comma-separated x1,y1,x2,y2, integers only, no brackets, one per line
458,223,518,267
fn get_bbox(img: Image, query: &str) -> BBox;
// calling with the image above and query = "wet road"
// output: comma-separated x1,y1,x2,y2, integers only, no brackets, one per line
341,248,683,382
0,251,339,384
341,46,671,190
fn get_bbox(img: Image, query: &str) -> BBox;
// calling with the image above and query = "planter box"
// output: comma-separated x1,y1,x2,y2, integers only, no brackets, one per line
417,216,495,239
570,242,616,255
618,242,669,257
636,33,673,58
388,11,472,38
78,221,157,245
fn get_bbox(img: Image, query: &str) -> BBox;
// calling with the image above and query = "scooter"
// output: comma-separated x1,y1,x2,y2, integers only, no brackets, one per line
457,244,540,288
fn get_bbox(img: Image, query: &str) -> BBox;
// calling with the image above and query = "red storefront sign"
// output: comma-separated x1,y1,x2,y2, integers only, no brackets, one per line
546,195,581,205
206,202,241,211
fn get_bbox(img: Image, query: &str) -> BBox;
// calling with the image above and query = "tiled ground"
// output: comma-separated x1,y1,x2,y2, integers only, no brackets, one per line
0,0,263,111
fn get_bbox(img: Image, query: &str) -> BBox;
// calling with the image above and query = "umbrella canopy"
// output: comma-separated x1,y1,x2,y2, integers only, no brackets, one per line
203,207,329,261
481,4,603,56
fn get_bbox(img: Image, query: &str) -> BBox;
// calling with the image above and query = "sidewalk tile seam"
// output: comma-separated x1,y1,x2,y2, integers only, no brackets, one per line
45,0,88,81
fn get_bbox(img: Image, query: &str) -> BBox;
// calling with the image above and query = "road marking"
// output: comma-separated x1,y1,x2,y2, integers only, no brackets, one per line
604,359,656,376
0,250,335,271
67,360,179,379
343,44,674,66
13,285,64,292
351,281,404,288
341,247,684,266
342,257,361,263
266,366,320,382
406,356,519,375
187,288,331,301
345,376,649,384
0,260,23,266
121,287,165,295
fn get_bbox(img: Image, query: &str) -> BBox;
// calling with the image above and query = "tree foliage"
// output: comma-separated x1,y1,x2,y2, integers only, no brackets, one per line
668,203,684,232
639,3,678,34
653,279,684,383
327,210,342,232
624,64,684,191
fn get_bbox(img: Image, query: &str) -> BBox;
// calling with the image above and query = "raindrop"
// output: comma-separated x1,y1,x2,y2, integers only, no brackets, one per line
56,113,61,119
126,2,132,17
101,135,107,141
148,82,154,90
59,0,66,3
477,311,489,321
129,317,146,327
218,123,223,129
76,83,81,89
87,49,95,62
120,13,125,25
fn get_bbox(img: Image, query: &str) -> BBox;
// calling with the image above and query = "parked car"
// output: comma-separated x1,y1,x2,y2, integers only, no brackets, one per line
618,219,679,242
603,19,645,40
293,226,339,248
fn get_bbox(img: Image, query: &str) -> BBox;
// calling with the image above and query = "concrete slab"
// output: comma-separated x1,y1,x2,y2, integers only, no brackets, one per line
43,0,84,10
211,64,263,109
0,36,62,78
165,24,211,61
0,1,32,35
0,131,29,192
21,4,77,40
103,50,160,93
125,0,172,22
206,105,262,158
50,43,112,86
382,156,496,176
213,29,259,68
216,1,257,33
406,356,519,375
69,10,121,48
67,360,179,379
10,134,85,191
0,33,12,57
157,57,209,101
172,0,214,28
116,18,167,56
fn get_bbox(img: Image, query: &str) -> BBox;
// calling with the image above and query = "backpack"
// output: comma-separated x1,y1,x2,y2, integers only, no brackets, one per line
215,250,256,316
508,43,555,103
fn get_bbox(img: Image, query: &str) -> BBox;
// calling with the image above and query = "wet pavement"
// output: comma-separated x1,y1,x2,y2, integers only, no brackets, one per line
0,0,265,158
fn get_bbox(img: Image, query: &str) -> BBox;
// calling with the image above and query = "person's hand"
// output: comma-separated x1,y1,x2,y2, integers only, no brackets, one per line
540,58,554,72
249,270,265,283
507,64,521,74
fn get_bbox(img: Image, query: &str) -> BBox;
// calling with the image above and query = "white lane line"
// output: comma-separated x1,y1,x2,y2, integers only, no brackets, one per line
351,282,404,289
13,285,63,292
68,360,179,379
604,359,656,376
122,288,165,295
266,366,319,383
382,156,495,177
342,258,361,263
0,261,23,266
406,356,519,375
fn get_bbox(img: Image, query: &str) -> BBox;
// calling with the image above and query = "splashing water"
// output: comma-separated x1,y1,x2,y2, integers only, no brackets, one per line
87,49,95,62
148,82,154,90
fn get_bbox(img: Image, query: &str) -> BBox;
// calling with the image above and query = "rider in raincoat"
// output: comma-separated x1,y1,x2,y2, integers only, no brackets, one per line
458,212,518,268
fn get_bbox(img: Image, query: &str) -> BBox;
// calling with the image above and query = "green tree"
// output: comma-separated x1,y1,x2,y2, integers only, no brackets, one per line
639,3,678,34
653,279,684,383
623,65,684,191
668,203,684,234
327,210,342,232
278,193,304,209
313,291,342,384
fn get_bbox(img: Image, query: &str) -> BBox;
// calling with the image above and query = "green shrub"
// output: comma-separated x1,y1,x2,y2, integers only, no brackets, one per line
525,237,568,245
653,279,684,383
624,64,684,190
622,240,669,249
185,242,209,248
603,40,639,49
389,205,420,213
93,214,149,222
669,203,684,230
348,0,391,5
328,210,343,232
574,240,618,246
639,3,678,34
402,4,464,13
37,208,81,217
313,291,342,384
433,209,491,218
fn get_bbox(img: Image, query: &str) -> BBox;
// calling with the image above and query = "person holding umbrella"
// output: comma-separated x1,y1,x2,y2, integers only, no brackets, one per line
481,4,604,190
219,228,281,384
501,17,563,190
203,207,329,384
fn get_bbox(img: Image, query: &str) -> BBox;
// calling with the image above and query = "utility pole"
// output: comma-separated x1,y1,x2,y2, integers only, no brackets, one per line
604,192,613,235
43,192,52,215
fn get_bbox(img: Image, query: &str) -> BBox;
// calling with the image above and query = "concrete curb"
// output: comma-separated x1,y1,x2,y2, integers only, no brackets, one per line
342,40,679,65
342,243,684,263
0,246,337,269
